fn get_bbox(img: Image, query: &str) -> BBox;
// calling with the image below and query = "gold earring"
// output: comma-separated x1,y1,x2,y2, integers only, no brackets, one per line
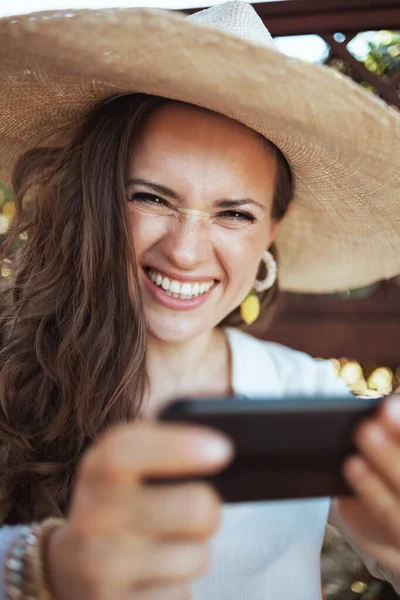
240,290,260,325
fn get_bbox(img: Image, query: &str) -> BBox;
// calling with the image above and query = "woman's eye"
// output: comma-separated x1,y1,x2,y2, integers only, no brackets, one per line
218,210,257,223
126,192,167,206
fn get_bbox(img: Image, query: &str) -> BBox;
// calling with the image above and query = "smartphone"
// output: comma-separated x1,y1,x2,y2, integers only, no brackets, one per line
153,395,383,503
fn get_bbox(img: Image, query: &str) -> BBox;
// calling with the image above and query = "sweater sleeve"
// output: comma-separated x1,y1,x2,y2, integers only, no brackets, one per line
0,525,29,599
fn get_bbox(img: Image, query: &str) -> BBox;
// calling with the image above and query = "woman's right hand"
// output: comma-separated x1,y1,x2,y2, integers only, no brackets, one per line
45,422,234,600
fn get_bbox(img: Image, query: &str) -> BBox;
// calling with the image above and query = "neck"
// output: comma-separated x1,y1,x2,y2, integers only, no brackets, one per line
142,327,231,418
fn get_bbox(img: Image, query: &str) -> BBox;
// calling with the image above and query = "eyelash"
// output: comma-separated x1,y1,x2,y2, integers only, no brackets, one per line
127,192,166,206
222,210,256,223
126,193,257,223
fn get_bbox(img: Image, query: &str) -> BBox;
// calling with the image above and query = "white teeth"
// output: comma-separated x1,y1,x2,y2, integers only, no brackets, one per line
147,269,214,300
180,283,192,296
169,280,181,294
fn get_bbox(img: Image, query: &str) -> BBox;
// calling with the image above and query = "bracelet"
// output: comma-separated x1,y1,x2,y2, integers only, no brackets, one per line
5,519,65,600
5,525,38,600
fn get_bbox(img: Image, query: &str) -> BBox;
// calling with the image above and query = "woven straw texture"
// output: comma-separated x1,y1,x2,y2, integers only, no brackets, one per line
0,1,399,292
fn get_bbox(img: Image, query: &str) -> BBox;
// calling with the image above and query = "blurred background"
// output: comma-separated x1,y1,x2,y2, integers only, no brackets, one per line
1,0,400,598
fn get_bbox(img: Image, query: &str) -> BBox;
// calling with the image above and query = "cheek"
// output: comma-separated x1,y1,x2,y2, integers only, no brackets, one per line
128,209,166,254
216,227,269,285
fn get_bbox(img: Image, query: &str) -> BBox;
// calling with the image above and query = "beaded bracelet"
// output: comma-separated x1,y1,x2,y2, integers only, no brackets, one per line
5,519,64,600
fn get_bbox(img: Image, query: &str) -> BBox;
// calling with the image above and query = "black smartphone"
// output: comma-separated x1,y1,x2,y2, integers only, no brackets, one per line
154,395,383,503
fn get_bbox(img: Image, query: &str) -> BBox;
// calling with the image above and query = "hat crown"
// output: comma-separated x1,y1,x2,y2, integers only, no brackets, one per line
187,1,275,49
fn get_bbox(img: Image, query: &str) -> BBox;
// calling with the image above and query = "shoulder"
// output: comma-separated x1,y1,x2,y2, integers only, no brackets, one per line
226,327,352,398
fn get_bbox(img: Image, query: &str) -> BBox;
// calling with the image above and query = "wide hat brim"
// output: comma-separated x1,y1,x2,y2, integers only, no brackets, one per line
0,5,399,293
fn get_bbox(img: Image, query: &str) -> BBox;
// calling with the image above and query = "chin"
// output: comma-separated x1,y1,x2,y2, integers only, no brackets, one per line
146,313,214,344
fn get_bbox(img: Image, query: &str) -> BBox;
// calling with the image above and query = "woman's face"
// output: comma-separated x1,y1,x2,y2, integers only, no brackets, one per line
127,102,281,343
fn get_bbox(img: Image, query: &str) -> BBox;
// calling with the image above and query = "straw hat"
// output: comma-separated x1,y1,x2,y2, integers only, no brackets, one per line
0,1,399,293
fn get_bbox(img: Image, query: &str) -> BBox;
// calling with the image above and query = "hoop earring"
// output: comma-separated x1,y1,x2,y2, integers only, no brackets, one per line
240,250,277,325
253,250,277,292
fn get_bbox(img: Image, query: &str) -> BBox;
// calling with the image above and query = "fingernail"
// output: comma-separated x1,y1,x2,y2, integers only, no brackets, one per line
365,424,387,447
345,455,366,477
385,396,400,424
202,435,234,461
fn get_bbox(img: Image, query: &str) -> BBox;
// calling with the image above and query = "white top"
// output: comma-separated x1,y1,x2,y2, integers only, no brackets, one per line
192,328,394,600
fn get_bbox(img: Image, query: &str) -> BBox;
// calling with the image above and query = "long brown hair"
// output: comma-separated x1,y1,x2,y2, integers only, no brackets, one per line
0,94,294,524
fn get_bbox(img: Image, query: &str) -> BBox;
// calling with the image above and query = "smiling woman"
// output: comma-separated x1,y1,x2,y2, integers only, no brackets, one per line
0,2,400,600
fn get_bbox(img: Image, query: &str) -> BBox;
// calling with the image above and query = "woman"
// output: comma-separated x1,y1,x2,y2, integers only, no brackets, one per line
1,2,400,599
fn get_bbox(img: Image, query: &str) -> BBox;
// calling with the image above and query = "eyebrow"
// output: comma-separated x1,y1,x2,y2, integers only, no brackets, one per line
215,199,265,211
126,178,181,200
126,178,266,211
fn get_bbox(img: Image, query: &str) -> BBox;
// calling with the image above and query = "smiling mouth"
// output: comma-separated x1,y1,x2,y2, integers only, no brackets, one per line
145,267,216,300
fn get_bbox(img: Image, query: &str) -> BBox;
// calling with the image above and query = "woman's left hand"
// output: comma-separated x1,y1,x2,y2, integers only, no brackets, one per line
336,394,400,573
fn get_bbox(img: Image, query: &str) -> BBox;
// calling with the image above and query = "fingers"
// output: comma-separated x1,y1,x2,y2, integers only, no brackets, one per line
341,397,400,551
134,482,222,540
69,422,233,533
79,422,234,486
53,423,226,599
133,540,210,584
71,478,222,541
380,394,400,438
354,418,400,497
78,536,209,585
345,398,400,540
343,456,400,542
55,533,207,598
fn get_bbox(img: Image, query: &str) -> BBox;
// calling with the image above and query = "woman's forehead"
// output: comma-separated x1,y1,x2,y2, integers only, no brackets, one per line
129,102,277,199
135,101,269,154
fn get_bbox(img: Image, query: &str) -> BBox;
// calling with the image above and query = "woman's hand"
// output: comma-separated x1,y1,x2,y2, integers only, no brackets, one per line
336,394,400,573
45,422,234,600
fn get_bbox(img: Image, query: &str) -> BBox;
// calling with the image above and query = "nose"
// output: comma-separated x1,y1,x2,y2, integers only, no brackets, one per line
160,214,212,271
